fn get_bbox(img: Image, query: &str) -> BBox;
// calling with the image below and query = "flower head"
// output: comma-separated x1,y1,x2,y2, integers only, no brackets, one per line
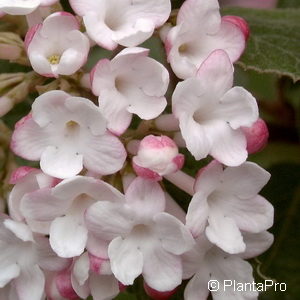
25,12,90,78
70,0,171,50
172,50,258,166
11,90,126,179
91,47,169,135
186,160,273,254
85,177,195,291
165,0,247,79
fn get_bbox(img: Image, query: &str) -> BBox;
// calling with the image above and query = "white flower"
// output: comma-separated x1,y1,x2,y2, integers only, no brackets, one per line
11,90,126,179
0,215,69,300
8,166,59,234
71,252,120,300
0,0,57,15
165,0,248,79
25,12,90,78
182,232,274,300
172,50,258,166
133,135,184,180
20,176,125,258
186,160,273,254
91,47,169,135
85,177,195,291
69,0,171,50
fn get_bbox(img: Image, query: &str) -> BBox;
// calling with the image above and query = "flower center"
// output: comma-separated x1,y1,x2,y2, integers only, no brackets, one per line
178,43,188,54
48,54,61,65
115,76,127,93
64,120,80,138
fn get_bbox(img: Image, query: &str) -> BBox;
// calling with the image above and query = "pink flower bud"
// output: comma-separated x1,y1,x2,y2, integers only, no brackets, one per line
242,118,269,154
88,252,111,275
9,166,39,184
144,282,176,300
133,135,184,180
55,269,79,300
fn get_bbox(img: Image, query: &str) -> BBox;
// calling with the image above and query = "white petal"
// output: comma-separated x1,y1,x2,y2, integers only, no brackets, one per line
184,271,210,300
194,160,223,194
206,208,245,254
83,12,118,50
10,115,50,161
71,254,90,299
3,219,33,243
49,216,88,258
15,265,45,300
125,177,165,220
89,274,119,300
40,145,83,179
221,162,271,199
69,0,99,16
211,17,246,63
85,201,134,241
178,115,211,161
207,121,247,166
52,176,124,204
0,0,40,15
241,231,274,259
35,236,70,272
186,191,209,238
108,236,143,285
196,50,233,98
0,263,20,288
218,86,258,129
20,188,70,222
223,195,274,233
55,32,90,75
83,132,126,175
181,236,212,279
98,89,132,135
210,255,258,300
86,235,110,258
80,0,170,49
143,246,182,292
8,168,41,222
154,213,194,255
72,252,90,286
177,0,220,33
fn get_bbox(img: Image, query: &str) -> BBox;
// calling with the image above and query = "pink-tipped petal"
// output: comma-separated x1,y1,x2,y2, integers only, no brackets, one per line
222,15,250,41
24,23,42,51
132,162,162,181
9,166,39,184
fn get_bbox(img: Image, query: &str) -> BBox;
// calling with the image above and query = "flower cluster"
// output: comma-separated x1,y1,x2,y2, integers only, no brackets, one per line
0,0,273,300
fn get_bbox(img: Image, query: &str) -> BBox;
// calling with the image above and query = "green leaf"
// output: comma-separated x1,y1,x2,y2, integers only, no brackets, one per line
222,8,300,82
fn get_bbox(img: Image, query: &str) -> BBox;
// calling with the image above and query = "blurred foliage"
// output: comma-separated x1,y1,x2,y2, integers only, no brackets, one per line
278,0,300,8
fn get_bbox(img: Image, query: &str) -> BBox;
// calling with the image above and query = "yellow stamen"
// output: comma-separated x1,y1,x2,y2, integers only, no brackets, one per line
48,54,60,65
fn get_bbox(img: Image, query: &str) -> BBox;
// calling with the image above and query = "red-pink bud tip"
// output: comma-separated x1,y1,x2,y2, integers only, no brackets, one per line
242,118,269,154
144,282,177,300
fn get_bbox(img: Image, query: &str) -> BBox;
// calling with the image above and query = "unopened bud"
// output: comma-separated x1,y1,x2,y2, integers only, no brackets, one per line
133,135,184,180
242,118,269,154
